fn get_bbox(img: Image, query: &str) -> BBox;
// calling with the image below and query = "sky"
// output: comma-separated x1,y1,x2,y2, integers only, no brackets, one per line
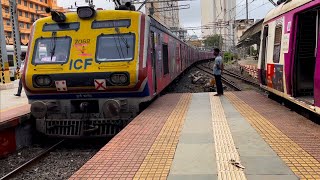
57,0,275,38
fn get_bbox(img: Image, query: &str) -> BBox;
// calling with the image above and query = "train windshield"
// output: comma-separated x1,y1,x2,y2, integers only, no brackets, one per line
96,34,135,61
32,37,71,64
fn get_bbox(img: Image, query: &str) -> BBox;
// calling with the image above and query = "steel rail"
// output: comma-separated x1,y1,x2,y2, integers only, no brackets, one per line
195,66,242,91
201,64,260,87
0,140,65,180
220,69,260,87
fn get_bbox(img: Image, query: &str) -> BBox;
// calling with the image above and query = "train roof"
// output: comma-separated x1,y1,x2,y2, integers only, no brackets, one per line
264,0,312,22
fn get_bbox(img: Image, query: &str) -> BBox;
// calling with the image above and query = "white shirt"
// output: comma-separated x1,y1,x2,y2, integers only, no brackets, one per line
213,56,223,75
19,62,25,75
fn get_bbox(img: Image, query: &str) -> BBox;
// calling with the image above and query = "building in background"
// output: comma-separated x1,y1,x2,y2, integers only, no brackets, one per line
1,0,64,45
145,1,180,29
200,0,214,38
200,0,236,50
234,19,255,45
187,35,202,48
144,1,187,40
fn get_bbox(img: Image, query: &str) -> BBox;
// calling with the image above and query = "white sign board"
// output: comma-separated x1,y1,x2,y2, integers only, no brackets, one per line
282,33,290,53
55,80,67,91
94,79,107,90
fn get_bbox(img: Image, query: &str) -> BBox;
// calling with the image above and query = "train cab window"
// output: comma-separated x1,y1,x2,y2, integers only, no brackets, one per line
96,34,135,61
273,25,282,63
163,44,169,75
32,37,71,64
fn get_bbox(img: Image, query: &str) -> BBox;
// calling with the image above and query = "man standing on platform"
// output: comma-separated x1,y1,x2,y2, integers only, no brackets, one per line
14,52,26,97
213,48,224,96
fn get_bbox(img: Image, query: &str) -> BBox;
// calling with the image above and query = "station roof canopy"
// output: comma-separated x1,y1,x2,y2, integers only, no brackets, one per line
237,19,264,48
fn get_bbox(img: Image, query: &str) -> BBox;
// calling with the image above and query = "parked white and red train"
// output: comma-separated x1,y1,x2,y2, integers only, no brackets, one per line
23,7,213,137
258,0,320,115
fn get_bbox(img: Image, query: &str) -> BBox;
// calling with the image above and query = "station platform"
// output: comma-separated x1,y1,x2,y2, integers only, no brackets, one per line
0,85,29,125
238,60,258,79
0,85,30,157
71,91,320,180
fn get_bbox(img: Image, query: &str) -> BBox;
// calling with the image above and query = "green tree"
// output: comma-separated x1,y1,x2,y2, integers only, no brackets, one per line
203,34,223,48
223,52,233,62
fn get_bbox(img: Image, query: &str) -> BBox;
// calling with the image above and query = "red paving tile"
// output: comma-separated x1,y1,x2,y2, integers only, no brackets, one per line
70,94,183,179
233,91,320,161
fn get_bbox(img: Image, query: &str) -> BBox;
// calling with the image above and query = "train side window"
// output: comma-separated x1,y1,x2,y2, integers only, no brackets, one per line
163,44,169,75
273,25,282,63
8,55,14,66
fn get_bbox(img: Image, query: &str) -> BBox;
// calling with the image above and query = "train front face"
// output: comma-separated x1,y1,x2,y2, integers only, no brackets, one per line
23,8,149,137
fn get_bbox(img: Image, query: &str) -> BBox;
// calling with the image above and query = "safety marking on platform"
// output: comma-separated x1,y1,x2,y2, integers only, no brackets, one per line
0,103,28,113
133,94,191,180
225,92,320,180
210,93,247,180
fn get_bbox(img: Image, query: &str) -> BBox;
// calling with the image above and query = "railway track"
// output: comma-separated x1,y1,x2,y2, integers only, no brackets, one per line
223,69,260,87
0,140,65,180
195,65,242,91
202,63,260,87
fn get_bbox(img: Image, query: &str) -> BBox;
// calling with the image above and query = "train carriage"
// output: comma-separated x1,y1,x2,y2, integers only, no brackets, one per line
5,45,28,80
23,6,213,137
258,0,320,115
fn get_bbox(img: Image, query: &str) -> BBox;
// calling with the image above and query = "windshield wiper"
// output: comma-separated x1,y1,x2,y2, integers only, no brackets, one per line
50,32,57,61
112,34,124,60
115,27,130,55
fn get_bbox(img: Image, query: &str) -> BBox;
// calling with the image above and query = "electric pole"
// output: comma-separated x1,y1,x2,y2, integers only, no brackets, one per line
9,0,22,72
0,2,9,84
246,0,249,23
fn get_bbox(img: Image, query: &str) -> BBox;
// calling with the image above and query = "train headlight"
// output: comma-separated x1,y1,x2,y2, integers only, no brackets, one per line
77,6,95,19
110,73,129,85
35,75,52,87
31,101,47,118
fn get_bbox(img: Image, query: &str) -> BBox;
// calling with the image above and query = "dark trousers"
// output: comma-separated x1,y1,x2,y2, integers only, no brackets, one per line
214,75,223,95
17,78,22,95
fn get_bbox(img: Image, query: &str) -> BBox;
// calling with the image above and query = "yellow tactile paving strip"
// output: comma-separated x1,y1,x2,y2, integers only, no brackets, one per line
133,94,192,180
210,93,247,180
225,92,320,180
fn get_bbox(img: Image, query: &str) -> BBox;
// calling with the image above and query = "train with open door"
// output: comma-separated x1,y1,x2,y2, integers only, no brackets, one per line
258,0,320,115
23,6,213,137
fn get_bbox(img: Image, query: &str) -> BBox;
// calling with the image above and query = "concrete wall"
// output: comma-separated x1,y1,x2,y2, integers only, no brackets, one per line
0,114,33,158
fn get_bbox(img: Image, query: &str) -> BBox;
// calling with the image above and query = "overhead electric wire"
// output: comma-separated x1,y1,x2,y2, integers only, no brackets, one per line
197,0,270,30
112,34,124,60
234,1,270,19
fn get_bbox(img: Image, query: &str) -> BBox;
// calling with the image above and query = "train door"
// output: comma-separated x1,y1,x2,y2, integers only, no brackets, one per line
260,25,268,85
150,31,157,94
315,10,320,107
180,44,182,73
293,9,318,105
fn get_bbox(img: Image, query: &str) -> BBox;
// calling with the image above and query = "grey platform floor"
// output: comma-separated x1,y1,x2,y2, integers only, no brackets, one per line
167,93,298,180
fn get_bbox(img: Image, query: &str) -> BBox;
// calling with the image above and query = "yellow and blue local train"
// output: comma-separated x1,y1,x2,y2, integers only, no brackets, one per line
22,6,213,137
